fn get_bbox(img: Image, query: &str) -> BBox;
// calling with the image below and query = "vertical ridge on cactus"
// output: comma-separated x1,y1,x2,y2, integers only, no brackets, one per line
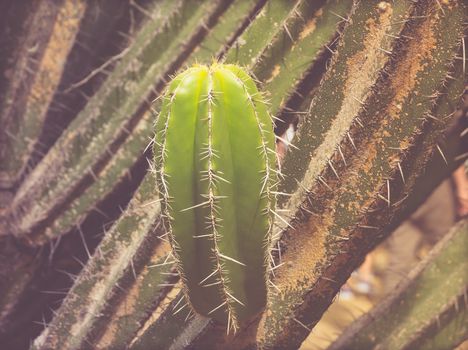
154,63,276,332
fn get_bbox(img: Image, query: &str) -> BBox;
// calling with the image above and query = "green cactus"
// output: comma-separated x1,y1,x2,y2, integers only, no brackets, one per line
153,63,276,331
0,0,466,349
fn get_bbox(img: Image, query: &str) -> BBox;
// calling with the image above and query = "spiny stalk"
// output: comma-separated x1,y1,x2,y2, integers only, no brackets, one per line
153,63,276,331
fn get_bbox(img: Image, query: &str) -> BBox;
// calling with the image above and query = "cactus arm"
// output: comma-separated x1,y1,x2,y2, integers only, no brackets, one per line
224,0,303,67
395,66,468,221
225,0,353,119
329,219,468,350
255,0,353,120
278,0,415,207
0,0,86,199
7,0,226,241
253,2,467,348
417,292,468,350
30,174,166,350
154,64,275,330
41,115,153,242
92,244,176,350
0,1,38,110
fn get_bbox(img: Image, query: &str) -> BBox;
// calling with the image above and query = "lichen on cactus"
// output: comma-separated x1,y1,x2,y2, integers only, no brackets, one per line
153,63,277,332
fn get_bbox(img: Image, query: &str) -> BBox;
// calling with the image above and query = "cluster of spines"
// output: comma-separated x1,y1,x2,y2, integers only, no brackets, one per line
153,63,277,333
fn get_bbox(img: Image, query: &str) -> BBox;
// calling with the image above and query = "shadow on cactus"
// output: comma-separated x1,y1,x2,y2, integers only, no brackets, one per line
153,63,277,332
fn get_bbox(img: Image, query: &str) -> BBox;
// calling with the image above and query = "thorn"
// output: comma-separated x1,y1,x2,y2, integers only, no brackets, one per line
347,132,357,150
144,137,154,153
148,259,176,268
140,198,161,208
180,200,210,212
130,258,137,280
269,262,285,272
376,46,392,55
212,173,231,184
462,36,466,76
282,22,293,41
397,162,405,184
324,44,334,54
317,176,332,191
393,194,409,207
454,152,468,161
377,194,390,205
226,291,245,307
77,226,91,259
158,283,177,287
338,145,347,166
269,280,281,293
352,96,366,106
332,9,352,21
193,233,214,239
184,308,195,323
320,276,338,283
173,302,188,315
270,209,294,229
328,160,339,179
207,301,227,315
435,0,445,14
201,280,223,287
199,268,219,285
271,191,292,197
386,179,391,207
293,317,311,332
436,144,448,165
275,135,299,150
358,225,379,230
355,117,364,128
218,253,246,266
72,256,86,268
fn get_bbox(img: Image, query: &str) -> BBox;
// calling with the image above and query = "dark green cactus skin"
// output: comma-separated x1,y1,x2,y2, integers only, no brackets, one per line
153,63,276,331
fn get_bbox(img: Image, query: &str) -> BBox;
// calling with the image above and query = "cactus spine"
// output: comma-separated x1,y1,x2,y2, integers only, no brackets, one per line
153,63,276,332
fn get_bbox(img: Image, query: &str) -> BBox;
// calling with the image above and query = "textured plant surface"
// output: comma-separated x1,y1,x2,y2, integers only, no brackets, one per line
329,218,468,350
0,0,466,349
153,63,276,331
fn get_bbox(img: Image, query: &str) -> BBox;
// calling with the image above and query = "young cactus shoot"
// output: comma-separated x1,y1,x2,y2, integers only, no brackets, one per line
153,63,277,332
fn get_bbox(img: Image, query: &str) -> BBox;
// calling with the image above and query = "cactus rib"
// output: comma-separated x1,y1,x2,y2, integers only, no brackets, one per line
0,0,86,196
